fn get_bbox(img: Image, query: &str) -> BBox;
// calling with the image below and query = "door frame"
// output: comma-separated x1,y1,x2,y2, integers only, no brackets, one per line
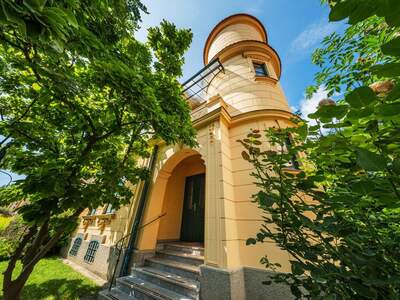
180,173,205,243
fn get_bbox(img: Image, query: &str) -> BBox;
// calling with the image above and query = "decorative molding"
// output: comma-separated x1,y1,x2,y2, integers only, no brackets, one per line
97,217,112,232
254,76,278,85
193,105,295,130
208,123,216,143
213,40,282,79
206,94,225,107
243,51,271,62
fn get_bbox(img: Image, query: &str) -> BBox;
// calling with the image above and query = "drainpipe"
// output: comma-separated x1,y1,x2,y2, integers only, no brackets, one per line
120,145,159,276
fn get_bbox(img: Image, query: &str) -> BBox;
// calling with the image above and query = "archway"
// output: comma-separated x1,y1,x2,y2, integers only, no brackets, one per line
136,148,206,251
157,154,205,243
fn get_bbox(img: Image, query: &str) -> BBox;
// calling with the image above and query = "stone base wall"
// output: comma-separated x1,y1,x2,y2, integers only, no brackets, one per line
63,236,119,280
200,265,294,300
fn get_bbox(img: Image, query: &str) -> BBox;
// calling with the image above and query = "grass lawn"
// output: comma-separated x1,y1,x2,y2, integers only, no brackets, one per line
0,216,12,231
0,257,101,299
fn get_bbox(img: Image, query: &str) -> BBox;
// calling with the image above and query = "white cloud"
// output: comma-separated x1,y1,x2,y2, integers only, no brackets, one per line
299,86,328,126
290,19,339,54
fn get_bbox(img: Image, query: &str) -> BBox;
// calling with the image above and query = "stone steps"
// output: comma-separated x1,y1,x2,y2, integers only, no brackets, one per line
163,243,204,256
133,267,199,298
155,250,204,266
100,242,203,300
98,287,138,300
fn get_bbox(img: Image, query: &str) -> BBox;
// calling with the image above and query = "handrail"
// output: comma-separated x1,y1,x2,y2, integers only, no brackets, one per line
107,211,167,292
139,212,167,230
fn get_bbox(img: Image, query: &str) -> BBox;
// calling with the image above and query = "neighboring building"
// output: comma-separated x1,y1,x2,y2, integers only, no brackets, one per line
65,14,296,300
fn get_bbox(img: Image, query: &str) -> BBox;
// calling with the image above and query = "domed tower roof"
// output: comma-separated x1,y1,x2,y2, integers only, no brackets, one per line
203,14,268,65
203,13,282,79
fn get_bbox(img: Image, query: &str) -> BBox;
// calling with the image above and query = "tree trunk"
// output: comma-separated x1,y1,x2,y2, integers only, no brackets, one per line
3,280,24,300
2,209,84,299
2,268,33,300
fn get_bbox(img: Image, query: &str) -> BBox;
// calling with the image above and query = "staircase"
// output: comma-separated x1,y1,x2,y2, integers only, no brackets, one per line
99,243,204,300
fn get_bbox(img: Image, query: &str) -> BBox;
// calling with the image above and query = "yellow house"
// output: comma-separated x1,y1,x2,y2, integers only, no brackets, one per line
65,14,296,300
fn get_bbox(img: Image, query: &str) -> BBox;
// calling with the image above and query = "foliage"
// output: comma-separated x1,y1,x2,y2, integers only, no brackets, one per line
0,0,195,298
0,257,100,299
0,215,12,231
0,217,26,261
242,1,400,299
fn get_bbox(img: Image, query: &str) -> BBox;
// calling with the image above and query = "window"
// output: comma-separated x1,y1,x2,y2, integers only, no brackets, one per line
69,237,82,256
253,62,269,77
84,240,99,263
103,204,115,214
89,208,97,215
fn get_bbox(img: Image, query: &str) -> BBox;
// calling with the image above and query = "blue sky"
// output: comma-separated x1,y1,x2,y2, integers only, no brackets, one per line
0,1,342,186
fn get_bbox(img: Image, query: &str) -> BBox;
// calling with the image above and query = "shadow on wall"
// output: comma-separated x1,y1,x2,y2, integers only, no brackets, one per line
106,245,123,284
22,279,101,300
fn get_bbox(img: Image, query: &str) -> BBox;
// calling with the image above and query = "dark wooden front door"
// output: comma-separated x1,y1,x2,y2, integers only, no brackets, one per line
180,174,205,242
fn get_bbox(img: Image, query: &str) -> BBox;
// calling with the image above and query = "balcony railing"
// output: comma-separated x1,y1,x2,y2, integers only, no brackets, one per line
182,59,224,108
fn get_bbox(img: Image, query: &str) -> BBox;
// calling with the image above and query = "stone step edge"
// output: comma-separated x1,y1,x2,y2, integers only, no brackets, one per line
163,243,204,251
146,257,200,274
117,276,188,300
99,288,137,300
156,250,204,261
134,267,200,292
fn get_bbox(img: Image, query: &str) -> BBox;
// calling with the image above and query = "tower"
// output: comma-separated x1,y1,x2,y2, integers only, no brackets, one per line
204,14,291,115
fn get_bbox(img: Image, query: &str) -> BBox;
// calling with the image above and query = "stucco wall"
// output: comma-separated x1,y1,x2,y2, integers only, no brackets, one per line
208,23,263,62
207,55,290,116
223,117,293,272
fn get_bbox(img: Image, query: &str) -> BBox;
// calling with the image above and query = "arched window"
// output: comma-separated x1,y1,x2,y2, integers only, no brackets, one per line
84,240,99,263
69,237,82,256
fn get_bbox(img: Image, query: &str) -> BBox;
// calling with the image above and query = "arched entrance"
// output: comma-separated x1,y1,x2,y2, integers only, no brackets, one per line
136,148,206,251
157,154,205,243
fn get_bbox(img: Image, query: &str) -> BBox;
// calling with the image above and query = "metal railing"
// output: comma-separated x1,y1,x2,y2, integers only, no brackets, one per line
182,58,224,104
107,212,167,292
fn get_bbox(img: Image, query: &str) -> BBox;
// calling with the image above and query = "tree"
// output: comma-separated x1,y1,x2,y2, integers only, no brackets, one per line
0,1,195,299
241,1,400,299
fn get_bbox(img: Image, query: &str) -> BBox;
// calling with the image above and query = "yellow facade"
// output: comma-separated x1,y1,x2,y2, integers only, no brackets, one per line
136,14,294,272
67,13,295,281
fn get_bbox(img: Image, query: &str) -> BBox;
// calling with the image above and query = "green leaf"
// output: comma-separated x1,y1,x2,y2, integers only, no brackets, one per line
377,102,400,117
246,238,257,246
291,261,305,276
371,63,400,77
329,0,357,22
241,151,250,161
315,104,348,120
356,148,387,171
381,37,400,57
257,191,275,207
380,0,400,27
352,282,377,299
348,1,377,25
23,0,47,12
64,9,78,29
387,84,400,101
345,87,377,108
2,3,27,37
350,180,375,194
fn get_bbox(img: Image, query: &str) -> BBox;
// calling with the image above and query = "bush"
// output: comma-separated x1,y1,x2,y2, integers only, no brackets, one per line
0,216,12,231
0,217,27,261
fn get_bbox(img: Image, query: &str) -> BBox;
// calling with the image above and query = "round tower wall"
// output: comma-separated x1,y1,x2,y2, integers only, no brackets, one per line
207,55,290,116
207,23,264,63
